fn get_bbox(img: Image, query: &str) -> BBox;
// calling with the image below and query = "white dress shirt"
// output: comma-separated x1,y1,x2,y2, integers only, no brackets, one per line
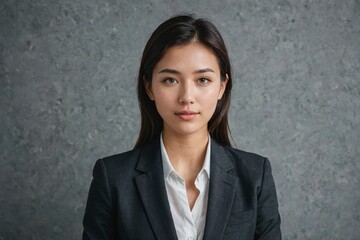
160,135,211,240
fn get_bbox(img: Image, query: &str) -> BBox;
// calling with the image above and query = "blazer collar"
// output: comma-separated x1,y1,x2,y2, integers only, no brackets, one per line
134,137,178,240
203,138,238,239
135,137,238,240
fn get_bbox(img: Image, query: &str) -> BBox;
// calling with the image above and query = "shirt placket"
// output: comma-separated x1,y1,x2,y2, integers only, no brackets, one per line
175,173,198,240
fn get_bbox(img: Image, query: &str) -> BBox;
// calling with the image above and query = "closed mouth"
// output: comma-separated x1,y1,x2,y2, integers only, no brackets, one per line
175,111,199,115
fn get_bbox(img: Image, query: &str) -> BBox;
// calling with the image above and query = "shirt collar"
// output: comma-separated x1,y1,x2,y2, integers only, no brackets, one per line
160,133,211,179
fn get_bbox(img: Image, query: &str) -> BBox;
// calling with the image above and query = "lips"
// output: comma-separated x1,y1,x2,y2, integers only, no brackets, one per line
175,111,199,120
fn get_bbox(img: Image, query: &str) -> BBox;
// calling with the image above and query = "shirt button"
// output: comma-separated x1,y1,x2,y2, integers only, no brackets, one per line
186,236,195,240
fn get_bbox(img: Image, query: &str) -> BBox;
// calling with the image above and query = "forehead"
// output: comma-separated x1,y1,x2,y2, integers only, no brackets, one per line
153,43,220,74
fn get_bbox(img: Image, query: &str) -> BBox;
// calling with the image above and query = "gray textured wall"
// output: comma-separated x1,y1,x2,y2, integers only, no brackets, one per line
1,0,359,239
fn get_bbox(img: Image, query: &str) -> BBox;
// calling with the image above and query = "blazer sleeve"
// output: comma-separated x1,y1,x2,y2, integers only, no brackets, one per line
83,159,117,240
255,158,282,240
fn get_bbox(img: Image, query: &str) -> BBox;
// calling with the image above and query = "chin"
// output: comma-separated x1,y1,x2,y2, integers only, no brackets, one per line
166,125,208,136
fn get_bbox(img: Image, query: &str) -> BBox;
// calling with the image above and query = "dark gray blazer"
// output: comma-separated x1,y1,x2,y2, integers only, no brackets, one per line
82,137,281,239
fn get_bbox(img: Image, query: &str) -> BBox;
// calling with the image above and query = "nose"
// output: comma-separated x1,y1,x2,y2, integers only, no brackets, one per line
178,82,194,104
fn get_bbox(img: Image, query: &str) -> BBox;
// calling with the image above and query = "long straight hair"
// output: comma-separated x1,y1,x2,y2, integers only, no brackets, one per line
135,14,233,148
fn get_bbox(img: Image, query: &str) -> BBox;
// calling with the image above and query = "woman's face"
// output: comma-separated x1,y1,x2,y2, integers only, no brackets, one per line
146,42,227,137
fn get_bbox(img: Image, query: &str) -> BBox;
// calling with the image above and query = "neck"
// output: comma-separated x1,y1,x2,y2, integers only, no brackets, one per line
162,130,209,178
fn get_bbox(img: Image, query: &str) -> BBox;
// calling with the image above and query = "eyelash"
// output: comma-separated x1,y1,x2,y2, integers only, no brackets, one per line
162,78,178,84
161,77,211,85
198,78,210,84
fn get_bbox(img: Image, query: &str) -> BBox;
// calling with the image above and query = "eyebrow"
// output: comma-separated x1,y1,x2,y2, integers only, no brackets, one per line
158,68,215,74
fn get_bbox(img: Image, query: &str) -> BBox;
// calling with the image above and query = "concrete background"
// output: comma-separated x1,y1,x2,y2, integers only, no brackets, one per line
1,0,359,239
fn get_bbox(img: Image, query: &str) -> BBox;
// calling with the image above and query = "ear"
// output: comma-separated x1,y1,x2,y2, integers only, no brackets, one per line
218,74,229,100
143,76,154,101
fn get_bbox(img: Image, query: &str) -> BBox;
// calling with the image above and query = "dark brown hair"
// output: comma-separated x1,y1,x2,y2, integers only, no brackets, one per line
135,14,233,148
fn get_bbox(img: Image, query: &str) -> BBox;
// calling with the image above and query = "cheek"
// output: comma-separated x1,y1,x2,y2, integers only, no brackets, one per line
153,90,175,103
198,88,221,104
152,90,176,114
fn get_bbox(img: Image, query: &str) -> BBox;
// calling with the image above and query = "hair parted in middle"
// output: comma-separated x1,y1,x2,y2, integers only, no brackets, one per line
135,13,233,148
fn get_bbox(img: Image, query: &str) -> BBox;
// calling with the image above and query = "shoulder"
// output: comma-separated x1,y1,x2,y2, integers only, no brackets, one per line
211,138,273,181
101,148,141,167
93,148,142,180
219,145,274,182
223,146,269,169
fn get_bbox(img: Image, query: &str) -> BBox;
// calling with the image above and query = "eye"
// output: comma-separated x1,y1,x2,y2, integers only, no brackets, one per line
198,78,210,84
163,78,178,84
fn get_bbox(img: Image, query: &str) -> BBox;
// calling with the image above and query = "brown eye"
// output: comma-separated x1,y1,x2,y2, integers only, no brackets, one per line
198,78,210,84
163,78,178,84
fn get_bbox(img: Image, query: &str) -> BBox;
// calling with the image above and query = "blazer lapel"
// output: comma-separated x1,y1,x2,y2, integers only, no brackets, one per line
203,139,238,239
134,138,178,240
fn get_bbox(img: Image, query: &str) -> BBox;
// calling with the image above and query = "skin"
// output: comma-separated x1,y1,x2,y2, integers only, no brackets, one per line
146,42,228,209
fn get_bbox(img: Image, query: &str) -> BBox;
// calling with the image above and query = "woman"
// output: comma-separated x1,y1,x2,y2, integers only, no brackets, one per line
83,14,281,240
